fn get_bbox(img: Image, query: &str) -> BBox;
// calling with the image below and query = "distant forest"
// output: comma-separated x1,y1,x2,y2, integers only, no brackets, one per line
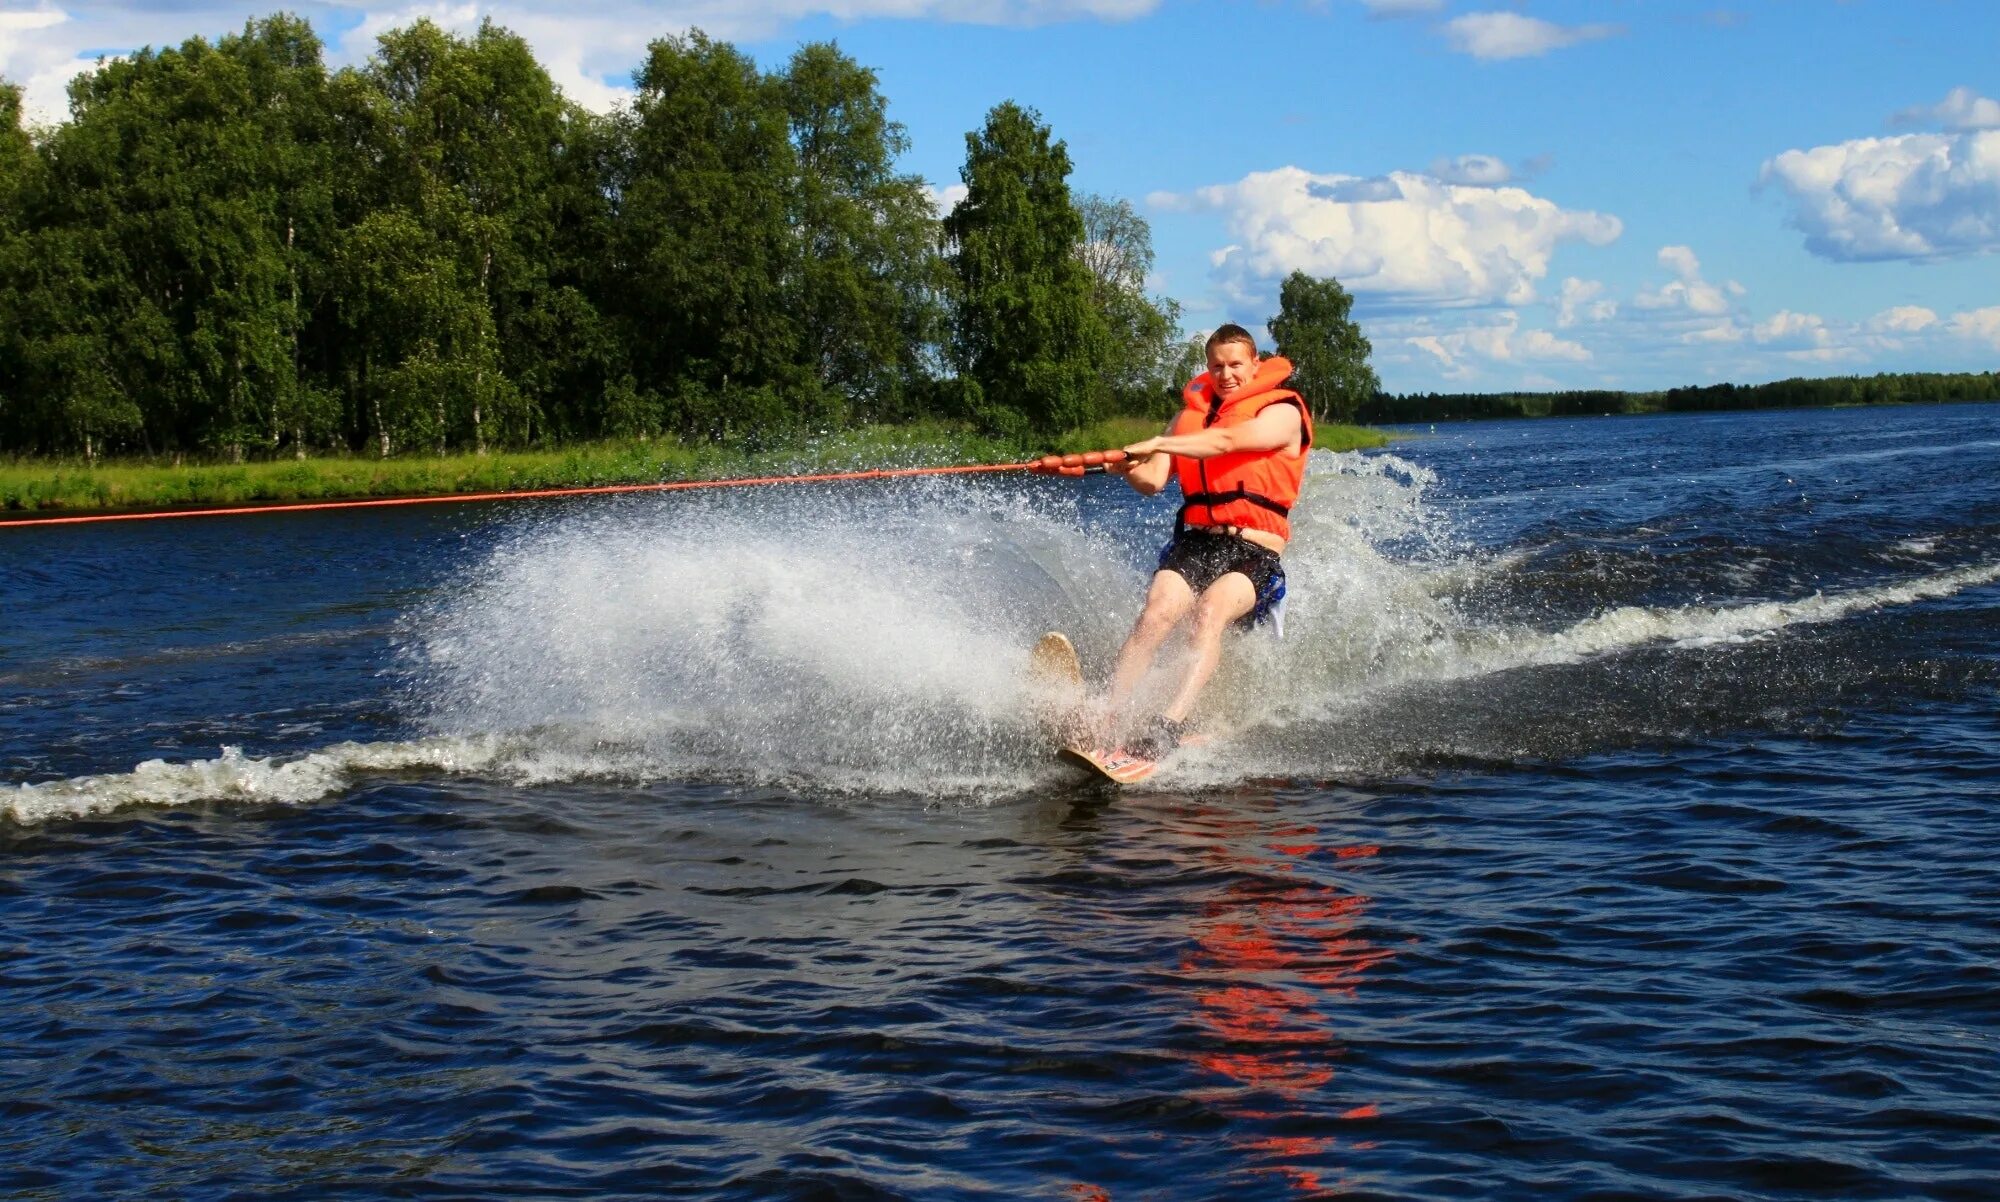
1361,371,2000,425
0,14,1198,461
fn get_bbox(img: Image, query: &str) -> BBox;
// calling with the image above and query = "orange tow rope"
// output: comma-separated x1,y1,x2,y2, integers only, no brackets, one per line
0,449,1130,529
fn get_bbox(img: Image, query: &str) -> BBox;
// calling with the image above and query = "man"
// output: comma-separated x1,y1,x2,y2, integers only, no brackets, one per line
1098,324,1312,760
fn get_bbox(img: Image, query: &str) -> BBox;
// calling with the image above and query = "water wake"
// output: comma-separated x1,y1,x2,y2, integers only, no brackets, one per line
8,454,1996,822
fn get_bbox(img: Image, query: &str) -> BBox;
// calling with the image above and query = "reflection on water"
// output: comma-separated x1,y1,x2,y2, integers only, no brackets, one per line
1179,804,1389,1196
1063,792,1393,1199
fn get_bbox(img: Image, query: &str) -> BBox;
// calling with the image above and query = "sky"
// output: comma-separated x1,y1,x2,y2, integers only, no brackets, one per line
3,0,1996,394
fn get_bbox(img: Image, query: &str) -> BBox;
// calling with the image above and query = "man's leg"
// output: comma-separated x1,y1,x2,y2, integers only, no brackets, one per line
1101,570,1196,734
1159,571,1257,724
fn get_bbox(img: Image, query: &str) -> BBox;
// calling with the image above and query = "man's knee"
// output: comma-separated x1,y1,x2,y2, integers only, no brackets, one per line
1191,579,1256,636
1135,573,1193,633
1134,597,1183,640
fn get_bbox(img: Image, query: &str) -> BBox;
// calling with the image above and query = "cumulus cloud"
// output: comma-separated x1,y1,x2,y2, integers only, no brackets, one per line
1441,12,1620,60
1760,130,2000,261
927,181,969,216
1949,306,2000,350
1752,310,1829,347
1556,276,1616,327
1152,166,1621,308
1868,305,1938,334
1633,245,1739,316
1682,320,1744,345
1406,312,1590,380
1892,86,2000,132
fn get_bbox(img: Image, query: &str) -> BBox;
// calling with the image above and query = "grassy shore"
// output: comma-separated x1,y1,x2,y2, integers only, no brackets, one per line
0,418,1390,516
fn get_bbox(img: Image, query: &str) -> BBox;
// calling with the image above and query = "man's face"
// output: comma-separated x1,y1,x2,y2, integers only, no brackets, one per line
1207,340,1259,399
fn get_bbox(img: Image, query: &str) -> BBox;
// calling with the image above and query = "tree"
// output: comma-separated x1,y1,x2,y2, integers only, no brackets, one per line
1075,192,1183,414
0,81,34,453
352,18,581,453
612,31,799,440
1268,270,1377,424
943,102,1106,437
10,17,349,461
777,42,943,425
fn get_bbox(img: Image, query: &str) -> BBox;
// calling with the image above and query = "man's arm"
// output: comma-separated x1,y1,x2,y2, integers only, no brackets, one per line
1121,402,1303,476
1109,422,1177,495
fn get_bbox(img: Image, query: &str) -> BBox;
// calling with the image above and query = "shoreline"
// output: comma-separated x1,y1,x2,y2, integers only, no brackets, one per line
1,419,1393,522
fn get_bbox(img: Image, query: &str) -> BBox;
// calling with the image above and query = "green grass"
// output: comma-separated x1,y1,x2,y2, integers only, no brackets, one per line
0,418,1394,516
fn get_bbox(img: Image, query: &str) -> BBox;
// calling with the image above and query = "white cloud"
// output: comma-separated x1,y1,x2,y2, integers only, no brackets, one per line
1892,86,2000,132
1154,166,1621,308
927,181,968,216
0,8,65,47
1760,130,2000,261
1682,321,1744,345
1633,245,1738,316
1,1,1164,123
1752,309,1828,346
1429,153,1510,186
1949,306,2000,350
2,7,88,125
1740,309,1873,362
1407,312,1590,380
1441,12,1620,60
1868,305,1937,334
1556,276,1616,327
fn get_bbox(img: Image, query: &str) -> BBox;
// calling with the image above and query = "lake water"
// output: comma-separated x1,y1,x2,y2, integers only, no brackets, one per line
4,403,1997,1199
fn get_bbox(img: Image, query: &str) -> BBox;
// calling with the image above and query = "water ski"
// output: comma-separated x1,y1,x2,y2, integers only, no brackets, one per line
1031,632,1189,785
1028,631,1083,696
1028,632,1088,744
1057,744,1161,786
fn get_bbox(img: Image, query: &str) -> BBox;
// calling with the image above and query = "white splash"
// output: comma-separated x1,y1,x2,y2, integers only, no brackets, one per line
7,453,1995,820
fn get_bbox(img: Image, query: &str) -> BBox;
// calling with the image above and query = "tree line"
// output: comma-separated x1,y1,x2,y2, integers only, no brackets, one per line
8,15,1349,462
1360,371,2000,425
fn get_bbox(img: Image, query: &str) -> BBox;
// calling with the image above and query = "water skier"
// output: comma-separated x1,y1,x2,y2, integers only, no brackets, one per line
1097,324,1312,761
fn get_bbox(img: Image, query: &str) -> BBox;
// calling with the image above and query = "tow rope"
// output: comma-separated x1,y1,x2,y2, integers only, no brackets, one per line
0,450,1131,529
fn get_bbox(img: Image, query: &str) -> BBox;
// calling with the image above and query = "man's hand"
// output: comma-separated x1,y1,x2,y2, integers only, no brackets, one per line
1110,438,1161,475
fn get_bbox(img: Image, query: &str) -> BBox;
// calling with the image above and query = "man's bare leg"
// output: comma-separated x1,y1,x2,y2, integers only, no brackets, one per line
1099,570,1195,740
1158,571,1257,724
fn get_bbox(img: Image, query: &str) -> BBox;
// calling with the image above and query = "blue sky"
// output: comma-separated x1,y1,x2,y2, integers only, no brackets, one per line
4,0,1996,393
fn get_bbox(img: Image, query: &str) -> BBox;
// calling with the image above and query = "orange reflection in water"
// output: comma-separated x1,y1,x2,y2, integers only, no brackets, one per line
1180,814,1392,1196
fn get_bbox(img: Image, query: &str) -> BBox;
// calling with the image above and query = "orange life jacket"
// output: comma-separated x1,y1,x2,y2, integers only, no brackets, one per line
1170,355,1313,542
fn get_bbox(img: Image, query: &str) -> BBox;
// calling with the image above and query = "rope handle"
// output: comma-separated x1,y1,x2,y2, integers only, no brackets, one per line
1026,448,1132,477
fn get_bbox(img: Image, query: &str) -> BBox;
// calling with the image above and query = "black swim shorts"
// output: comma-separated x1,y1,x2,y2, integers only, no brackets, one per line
1156,528,1287,629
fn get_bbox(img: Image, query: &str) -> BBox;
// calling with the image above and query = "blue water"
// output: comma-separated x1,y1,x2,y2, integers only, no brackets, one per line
4,404,1998,1199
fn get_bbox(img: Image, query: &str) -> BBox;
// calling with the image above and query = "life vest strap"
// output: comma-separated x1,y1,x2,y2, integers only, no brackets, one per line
1176,488,1291,536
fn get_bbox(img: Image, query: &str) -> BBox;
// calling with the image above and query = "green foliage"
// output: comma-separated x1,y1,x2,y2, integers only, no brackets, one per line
0,81,35,454
1076,193,1184,415
944,102,1109,437
779,43,945,425
1269,270,1378,424
613,31,801,439
3,17,1165,461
